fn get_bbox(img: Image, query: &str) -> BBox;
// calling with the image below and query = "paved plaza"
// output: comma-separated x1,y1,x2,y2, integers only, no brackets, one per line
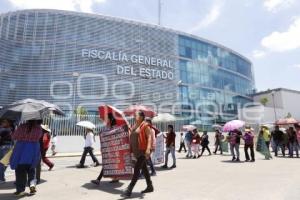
0,151,299,200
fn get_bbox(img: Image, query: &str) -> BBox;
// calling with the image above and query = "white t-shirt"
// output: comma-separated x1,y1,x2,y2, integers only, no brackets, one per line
85,132,95,147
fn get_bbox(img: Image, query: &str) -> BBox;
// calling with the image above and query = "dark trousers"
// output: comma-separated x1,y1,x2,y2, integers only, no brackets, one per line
41,148,54,168
244,144,255,161
265,141,270,149
214,141,223,154
128,155,152,191
274,141,285,156
178,142,187,152
200,144,211,155
15,164,36,193
79,147,99,165
96,169,104,181
147,157,156,174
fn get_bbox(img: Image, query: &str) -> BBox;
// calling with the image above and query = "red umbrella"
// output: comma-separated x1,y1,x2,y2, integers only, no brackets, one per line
123,105,157,118
275,118,299,125
98,105,129,127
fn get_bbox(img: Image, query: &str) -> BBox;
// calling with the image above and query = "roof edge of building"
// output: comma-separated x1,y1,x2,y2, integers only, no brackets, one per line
254,88,300,96
0,8,252,64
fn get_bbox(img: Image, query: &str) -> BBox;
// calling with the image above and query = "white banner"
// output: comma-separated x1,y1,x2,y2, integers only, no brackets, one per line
152,133,164,165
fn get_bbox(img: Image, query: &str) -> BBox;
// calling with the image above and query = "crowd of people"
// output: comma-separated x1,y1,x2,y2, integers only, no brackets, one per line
1,114,300,198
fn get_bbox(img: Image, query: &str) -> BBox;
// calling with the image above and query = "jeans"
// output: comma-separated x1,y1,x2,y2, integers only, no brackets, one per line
165,146,176,166
147,157,156,174
127,155,152,191
288,142,299,157
15,164,36,193
79,147,99,165
230,143,240,159
178,142,187,152
186,142,192,157
274,141,285,156
0,145,12,181
244,144,255,161
214,141,223,154
201,144,211,156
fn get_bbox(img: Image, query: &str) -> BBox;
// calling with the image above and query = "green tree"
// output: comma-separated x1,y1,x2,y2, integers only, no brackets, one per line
286,112,292,118
260,97,269,106
74,106,88,121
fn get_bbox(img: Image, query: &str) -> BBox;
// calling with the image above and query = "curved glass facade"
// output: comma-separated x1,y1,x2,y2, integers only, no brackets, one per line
0,9,255,125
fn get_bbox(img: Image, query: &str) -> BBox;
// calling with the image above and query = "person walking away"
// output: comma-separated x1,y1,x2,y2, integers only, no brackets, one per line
271,125,285,157
191,129,201,158
123,111,154,197
51,131,58,156
287,127,299,158
0,119,14,184
10,120,43,196
40,125,54,170
145,118,157,176
213,129,223,155
185,131,193,158
229,129,242,162
77,128,100,168
200,131,211,157
262,126,271,149
243,126,255,162
178,133,187,153
91,113,120,185
162,125,176,169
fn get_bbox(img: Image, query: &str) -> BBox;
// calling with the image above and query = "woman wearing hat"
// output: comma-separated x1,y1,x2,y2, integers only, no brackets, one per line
40,125,54,170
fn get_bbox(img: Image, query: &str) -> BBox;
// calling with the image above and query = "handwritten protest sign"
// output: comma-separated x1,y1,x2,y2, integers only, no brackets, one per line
152,133,164,165
100,126,132,179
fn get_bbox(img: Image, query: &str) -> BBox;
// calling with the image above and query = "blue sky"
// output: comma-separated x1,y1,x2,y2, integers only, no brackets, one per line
1,0,300,92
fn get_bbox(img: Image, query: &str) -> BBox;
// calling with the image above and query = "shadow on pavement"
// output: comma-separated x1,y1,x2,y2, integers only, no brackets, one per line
0,193,27,200
221,160,245,164
0,179,47,190
82,182,145,199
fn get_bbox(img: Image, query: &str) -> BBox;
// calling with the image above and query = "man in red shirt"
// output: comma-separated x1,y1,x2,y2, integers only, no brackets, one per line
162,125,176,169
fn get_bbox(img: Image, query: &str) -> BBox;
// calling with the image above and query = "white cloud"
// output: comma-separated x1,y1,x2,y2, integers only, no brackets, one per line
252,50,267,58
8,0,106,13
189,1,223,33
292,64,300,69
263,0,295,12
261,17,300,52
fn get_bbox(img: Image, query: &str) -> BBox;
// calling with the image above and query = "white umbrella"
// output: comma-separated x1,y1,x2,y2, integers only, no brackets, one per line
76,121,96,129
152,113,176,123
190,120,203,125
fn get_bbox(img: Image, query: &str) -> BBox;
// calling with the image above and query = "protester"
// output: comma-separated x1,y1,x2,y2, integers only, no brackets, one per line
243,126,255,162
123,111,154,197
191,129,201,159
91,113,120,185
162,125,176,169
10,120,43,196
51,131,58,156
287,127,299,158
213,129,223,155
271,125,285,157
257,127,272,160
178,133,187,153
200,131,211,157
77,128,100,168
262,126,271,149
0,119,14,184
228,129,242,162
185,131,193,158
145,118,157,176
40,125,54,170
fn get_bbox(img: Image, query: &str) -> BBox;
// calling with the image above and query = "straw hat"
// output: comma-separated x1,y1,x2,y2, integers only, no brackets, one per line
41,124,51,133
245,125,251,132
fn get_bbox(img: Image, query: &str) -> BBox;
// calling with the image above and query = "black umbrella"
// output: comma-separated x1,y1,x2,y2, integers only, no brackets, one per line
0,102,50,121
10,98,64,116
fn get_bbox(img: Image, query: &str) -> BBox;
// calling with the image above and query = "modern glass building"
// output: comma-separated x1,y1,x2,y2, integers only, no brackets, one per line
0,9,255,126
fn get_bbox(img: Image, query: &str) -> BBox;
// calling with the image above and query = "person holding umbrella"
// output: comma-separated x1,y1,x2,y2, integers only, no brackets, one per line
0,119,14,184
243,126,255,162
228,129,242,162
76,121,100,168
213,129,223,155
123,110,154,197
10,120,43,196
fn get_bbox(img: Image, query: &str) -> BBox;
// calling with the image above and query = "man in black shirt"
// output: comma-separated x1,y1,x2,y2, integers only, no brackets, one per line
271,125,285,157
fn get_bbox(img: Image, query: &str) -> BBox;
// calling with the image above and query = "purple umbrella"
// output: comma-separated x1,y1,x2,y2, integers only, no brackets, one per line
223,120,245,132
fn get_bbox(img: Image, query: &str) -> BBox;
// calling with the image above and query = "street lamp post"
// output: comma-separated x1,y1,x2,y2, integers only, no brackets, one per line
271,91,277,121
72,72,79,113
